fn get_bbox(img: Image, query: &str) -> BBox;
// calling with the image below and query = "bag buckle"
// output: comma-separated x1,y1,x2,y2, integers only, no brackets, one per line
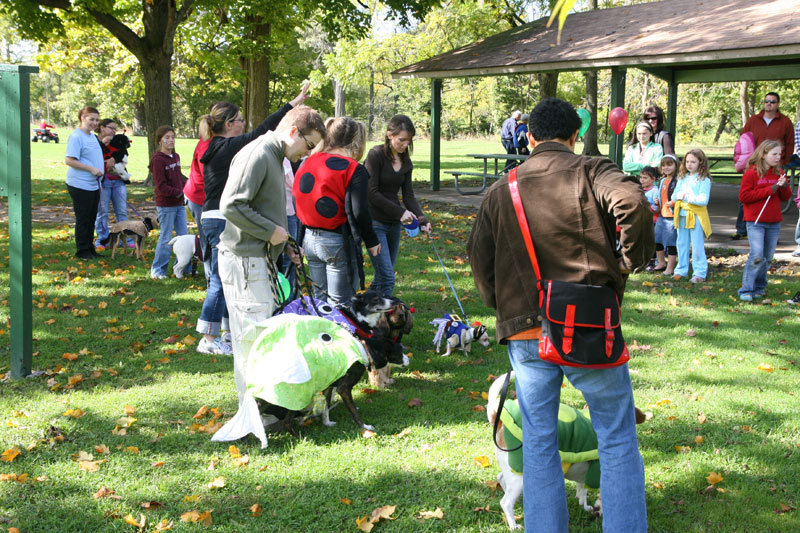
604,308,614,357
562,304,576,354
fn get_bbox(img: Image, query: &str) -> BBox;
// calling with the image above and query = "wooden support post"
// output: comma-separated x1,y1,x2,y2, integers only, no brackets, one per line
430,79,442,191
0,64,37,379
666,81,678,142
608,67,627,166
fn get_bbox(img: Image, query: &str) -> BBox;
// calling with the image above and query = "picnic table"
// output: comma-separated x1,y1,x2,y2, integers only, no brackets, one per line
445,153,529,195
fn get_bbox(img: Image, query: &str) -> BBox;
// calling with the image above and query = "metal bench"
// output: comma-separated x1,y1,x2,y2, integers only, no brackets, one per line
444,170,501,195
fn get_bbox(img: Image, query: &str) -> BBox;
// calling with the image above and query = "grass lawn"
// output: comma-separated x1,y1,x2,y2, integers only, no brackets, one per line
1,140,798,531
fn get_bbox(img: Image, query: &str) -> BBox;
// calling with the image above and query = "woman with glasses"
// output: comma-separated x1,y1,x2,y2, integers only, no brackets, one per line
641,105,675,156
193,83,310,356
294,117,381,305
94,118,132,250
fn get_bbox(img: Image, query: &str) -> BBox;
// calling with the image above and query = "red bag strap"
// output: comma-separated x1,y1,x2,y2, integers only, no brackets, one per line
508,168,542,284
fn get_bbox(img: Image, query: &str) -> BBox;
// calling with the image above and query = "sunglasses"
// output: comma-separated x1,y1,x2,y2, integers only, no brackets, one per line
300,132,316,150
764,99,778,104
645,116,658,120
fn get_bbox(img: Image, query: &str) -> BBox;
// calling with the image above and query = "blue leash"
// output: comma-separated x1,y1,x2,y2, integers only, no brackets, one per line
427,232,469,323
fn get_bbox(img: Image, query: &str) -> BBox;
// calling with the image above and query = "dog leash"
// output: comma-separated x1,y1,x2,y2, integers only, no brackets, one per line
492,371,522,452
427,232,470,323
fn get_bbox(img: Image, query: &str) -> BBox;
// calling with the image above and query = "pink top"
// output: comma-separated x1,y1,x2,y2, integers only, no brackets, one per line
183,138,211,206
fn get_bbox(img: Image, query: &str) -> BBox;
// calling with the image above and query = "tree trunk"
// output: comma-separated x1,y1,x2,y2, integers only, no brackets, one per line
582,70,601,156
368,70,374,139
140,54,173,186
739,81,750,127
713,113,728,143
333,79,345,117
242,21,271,129
132,101,146,137
537,72,559,100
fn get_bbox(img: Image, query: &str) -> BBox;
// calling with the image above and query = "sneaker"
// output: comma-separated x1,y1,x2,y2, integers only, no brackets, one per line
689,276,705,284
740,293,753,302
792,249,800,258
753,292,765,299
221,331,232,345
150,273,167,280
787,291,800,305
730,233,747,241
197,337,233,355
127,240,137,249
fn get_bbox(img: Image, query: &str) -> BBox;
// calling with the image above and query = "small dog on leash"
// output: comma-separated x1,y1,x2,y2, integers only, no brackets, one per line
259,292,397,433
168,234,203,278
487,372,647,530
369,297,414,388
108,217,155,260
431,313,490,356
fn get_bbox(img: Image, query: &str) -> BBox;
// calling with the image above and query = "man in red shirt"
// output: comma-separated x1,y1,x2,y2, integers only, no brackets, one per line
732,92,795,239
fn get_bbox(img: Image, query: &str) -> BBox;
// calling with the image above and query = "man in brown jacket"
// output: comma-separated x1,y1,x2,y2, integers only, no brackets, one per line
467,98,653,532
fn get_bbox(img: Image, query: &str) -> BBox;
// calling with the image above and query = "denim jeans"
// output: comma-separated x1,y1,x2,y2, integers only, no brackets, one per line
502,139,517,172
196,218,229,336
508,340,647,533
67,184,100,257
186,199,210,283
739,221,780,296
150,206,188,277
303,228,358,305
95,178,129,244
367,220,401,297
794,216,800,249
735,203,748,236
675,215,707,279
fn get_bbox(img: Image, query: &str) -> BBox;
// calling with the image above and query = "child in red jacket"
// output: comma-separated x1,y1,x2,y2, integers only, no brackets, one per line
738,140,792,301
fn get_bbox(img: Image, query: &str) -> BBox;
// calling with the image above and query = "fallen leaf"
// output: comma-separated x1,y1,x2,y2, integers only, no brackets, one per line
685,329,697,337
183,494,200,503
79,460,105,472
62,352,78,361
93,486,116,499
233,455,249,467
472,405,485,412
757,363,774,372
141,501,164,510
393,428,411,438
1,447,21,462
706,472,724,485
694,436,704,444
123,514,146,528
163,335,179,344
124,405,136,415
485,480,500,491
698,413,707,424
193,406,209,419
473,505,491,512
362,429,375,439
474,455,491,468
361,388,378,395
356,516,373,532
125,446,139,454
652,482,665,489
674,446,691,454
154,519,174,531
339,498,352,505
228,445,241,459
207,476,226,489
151,461,165,468
250,503,261,517
370,505,397,522
63,408,86,418
416,507,444,520
408,398,422,408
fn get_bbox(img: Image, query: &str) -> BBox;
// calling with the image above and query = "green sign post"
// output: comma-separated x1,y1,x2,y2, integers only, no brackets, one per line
1,64,38,379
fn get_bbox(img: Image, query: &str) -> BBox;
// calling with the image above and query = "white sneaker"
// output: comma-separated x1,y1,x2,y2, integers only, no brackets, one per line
197,337,233,355
221,331,232,345
792,248,800,257
150,272,167,280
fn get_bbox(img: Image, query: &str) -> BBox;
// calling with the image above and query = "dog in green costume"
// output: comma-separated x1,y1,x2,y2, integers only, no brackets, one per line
487,372,602,529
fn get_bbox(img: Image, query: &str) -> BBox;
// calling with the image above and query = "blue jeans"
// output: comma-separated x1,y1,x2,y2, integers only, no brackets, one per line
735,203,747,236
151,205,187,277
508,340,647,533
794,215,800,249
367,220,401,297
95,178,129,244
675,215,707,279
196,218,229,336
739,221,780,297
502,139,517,172
303,228,358,305
186,199,210,283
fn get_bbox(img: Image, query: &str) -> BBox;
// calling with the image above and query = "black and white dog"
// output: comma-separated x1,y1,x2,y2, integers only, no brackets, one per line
107,133,132,184
257,292,402,433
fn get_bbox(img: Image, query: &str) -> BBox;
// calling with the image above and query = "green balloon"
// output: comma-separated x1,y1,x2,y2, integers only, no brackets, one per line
577,108,591,138
276,272,291,304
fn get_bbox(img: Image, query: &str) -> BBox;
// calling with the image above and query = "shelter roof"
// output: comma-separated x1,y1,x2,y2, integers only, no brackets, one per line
393,0,800,80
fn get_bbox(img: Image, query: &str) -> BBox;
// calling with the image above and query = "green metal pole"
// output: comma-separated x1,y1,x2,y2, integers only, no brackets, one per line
0,64,37,379
666,81,679,143
608,67,627,166
430,79,442,191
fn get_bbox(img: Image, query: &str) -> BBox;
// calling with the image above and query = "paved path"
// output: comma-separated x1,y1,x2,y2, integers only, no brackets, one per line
414,181,800,262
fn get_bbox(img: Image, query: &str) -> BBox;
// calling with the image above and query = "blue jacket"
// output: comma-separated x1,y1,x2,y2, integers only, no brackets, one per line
513,124,529,149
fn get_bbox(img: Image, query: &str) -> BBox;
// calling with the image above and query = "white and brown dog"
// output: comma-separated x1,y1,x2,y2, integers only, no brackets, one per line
486,372,647,530
431,313,490,356
168,234,203,279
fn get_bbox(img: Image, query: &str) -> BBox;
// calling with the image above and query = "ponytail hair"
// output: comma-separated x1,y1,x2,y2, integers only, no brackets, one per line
321,117,366,161
78,106,99,123
198,102,239,140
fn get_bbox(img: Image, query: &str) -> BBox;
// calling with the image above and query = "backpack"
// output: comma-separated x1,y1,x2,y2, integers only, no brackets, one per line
734,131,755,173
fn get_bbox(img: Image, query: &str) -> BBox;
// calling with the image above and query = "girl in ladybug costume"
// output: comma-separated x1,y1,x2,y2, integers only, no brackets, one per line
294,118,380,304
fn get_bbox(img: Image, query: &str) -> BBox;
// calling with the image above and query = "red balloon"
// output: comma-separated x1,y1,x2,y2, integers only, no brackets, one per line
608,107,629,135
